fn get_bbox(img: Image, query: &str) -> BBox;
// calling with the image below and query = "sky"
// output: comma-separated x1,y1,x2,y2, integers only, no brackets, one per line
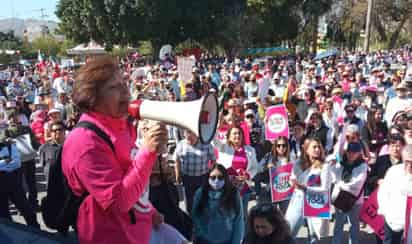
0,0,59,21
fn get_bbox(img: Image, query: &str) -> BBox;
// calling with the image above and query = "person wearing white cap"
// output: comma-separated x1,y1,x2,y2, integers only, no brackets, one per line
385,82,412,127
44,108,62,142
378,144,412,244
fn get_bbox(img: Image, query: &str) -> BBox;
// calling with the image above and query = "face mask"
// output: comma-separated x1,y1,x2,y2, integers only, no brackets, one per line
209,178,225,191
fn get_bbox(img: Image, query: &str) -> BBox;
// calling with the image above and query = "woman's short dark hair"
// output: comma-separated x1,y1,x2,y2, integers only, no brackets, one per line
194,164,239,215
246,203,292,242
72,56,120,112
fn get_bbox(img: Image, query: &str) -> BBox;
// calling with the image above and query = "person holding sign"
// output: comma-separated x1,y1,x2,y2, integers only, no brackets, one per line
378,144,412,244
285,138,332,243
213,126,259,220
330,142,368,244
256,136,292,210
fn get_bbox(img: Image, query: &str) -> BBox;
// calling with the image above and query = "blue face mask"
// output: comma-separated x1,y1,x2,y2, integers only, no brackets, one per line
209,178,225,191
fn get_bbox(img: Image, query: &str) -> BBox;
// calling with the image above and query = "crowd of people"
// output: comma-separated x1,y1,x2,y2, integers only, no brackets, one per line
0,47,412,244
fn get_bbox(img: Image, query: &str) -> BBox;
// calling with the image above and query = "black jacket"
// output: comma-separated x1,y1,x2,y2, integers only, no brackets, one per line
367,155,400,193
305,124,329,148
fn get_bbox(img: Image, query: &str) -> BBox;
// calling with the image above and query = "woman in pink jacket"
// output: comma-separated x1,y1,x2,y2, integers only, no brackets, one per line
62,56,168,244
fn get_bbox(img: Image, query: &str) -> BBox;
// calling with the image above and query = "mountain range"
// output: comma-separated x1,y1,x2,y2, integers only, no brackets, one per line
0,18,58,41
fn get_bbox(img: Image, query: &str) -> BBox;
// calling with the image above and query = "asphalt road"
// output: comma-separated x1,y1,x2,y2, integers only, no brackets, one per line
10,162,378,244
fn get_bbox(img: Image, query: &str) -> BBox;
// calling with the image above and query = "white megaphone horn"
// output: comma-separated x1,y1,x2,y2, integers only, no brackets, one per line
128,93,219,144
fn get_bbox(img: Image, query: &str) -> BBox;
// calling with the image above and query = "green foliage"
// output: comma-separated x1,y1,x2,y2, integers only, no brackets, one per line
0,31,22,50
56,0,309,54
31,35,62,57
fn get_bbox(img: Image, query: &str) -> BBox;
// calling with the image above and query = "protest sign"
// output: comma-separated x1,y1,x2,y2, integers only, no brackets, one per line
360,188,385,240
270,163,294,202
303,189,331,219
265,105,289,140
177,56,195,83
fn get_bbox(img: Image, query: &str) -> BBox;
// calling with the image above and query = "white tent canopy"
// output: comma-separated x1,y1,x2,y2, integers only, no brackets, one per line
66,40,106,55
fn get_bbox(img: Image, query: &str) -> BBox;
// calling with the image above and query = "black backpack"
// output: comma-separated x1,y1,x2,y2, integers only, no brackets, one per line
40,121,116,234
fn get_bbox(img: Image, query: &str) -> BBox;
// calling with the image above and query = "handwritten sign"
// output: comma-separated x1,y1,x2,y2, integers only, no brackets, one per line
265,105,289,140
303,189,331,219
270,163,294,202
360,188,385,240
177,56,195,83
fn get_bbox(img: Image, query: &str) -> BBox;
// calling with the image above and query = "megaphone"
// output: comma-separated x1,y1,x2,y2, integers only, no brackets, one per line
128,93,218,144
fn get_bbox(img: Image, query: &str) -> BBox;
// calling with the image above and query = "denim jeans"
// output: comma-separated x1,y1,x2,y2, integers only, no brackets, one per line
241,191,250,221
332,203,362,244
285,192,319,244
383,221,403,244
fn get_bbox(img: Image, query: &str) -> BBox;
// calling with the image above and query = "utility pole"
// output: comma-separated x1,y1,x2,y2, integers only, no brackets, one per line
363,0,373,52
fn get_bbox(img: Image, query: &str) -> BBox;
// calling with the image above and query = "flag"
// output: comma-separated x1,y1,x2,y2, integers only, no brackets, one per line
37,50,44,63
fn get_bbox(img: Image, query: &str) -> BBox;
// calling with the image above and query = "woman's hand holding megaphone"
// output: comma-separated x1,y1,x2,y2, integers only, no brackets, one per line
142,122,168,153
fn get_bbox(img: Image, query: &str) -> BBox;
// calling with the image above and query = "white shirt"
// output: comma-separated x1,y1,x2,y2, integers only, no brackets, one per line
330,162,368,205
378,164,412,231
385,97,412,127
291,162,332,197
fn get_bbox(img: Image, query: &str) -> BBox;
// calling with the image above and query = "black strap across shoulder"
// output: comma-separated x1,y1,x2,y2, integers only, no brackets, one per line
74,121,136,224
75,121,115,153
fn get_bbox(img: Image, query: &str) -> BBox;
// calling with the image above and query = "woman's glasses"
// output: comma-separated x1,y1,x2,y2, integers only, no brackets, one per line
276,144,287,148
209,175,224,180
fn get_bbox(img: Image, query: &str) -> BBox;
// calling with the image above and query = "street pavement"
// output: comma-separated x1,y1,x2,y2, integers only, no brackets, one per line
10,162,378,243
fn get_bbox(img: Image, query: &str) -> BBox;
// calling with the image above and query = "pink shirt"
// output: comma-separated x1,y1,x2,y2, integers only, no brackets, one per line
62,112,157,244
228,147,250,194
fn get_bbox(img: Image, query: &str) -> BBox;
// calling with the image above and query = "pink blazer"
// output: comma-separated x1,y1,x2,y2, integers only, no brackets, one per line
62,112,157,244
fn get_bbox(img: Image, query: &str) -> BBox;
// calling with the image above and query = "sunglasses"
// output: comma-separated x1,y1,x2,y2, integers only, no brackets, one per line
277,144,287,148
246,115,254,119
209,175,224,180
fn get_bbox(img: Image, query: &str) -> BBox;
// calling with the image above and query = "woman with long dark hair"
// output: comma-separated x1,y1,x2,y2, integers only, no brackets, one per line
192,164,244,244
256,136,291,209
243,203,294,244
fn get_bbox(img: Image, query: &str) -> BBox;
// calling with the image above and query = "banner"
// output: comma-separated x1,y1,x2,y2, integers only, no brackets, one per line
360,188,385,240
405,195,412,244
177,56,195,83
265,105,289,140
270,163,294,202
303,189,331,219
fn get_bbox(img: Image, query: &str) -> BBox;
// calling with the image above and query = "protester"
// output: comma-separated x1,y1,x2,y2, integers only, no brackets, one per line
38,121,66,186
378,144,412,244
174,129,216,212
192,164,244,244
61,56,168,244
244,203,294,244
256,136,291,208
213,125,259,219
0,126,39,228
331,142,368,244
285,138,331,243
6,108,41,209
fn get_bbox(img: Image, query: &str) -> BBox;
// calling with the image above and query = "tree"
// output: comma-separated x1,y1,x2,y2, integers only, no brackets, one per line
0,31,22,50
31,35,62,56
56,0,305,55
373,0,412,49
